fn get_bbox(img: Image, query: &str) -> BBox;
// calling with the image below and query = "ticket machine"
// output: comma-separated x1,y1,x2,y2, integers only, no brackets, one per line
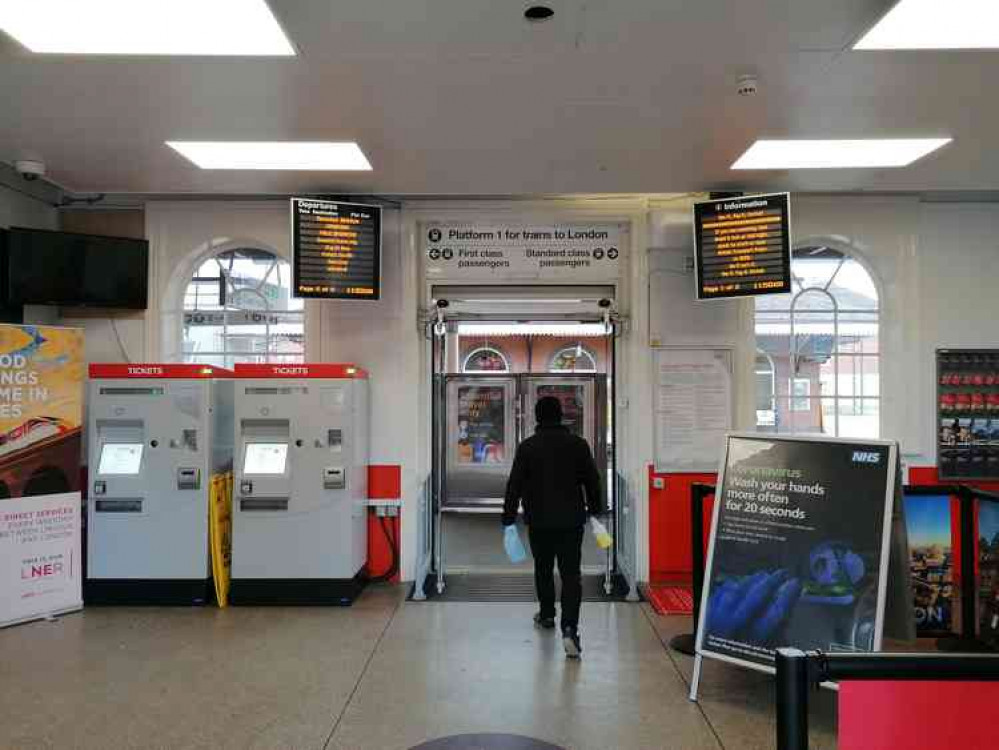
230,363,369,604
86,364,234,604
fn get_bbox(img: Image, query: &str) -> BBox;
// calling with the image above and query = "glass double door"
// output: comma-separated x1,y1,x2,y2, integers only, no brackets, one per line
442,374,606,511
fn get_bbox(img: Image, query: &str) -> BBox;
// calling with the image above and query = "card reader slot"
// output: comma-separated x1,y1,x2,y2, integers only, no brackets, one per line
95,499,143,513
240,498,289,512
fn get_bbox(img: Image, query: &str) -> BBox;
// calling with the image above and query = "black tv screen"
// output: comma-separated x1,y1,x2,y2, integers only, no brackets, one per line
7,227,149,309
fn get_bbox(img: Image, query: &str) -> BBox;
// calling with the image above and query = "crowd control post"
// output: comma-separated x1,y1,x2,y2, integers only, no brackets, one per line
669,482,715,656
775,649,999,750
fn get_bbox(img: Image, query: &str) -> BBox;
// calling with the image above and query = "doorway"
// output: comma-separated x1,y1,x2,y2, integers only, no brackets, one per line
427,290,623,599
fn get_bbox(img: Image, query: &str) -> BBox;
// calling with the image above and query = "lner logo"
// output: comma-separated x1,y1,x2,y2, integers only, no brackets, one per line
852,451,881,464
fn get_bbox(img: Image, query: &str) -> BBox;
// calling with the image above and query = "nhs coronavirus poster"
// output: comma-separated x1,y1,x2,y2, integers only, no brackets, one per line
695,434,897,672
0,325,84,628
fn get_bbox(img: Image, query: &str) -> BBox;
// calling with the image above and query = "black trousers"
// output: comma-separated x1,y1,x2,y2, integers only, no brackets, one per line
528,525,585,629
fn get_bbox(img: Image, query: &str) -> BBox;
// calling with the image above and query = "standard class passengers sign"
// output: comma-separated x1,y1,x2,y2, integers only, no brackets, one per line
422,222,628,281
292,198,381,300
693,193,791,300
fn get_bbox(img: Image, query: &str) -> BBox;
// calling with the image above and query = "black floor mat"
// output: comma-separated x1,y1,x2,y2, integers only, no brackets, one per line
411,573,634,603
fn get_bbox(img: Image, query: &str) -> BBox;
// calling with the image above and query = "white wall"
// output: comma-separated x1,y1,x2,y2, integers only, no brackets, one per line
138,194,999,581
0,183,56,231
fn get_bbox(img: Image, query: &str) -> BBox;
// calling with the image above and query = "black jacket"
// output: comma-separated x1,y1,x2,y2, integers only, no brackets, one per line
502,422,606,528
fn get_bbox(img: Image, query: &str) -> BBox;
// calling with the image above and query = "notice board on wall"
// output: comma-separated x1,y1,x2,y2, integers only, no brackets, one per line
694,434,898,676
291,198,381,299
653,348,733,473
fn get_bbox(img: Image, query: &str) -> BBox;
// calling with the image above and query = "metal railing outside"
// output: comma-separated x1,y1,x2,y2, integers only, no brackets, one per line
775,648,999,750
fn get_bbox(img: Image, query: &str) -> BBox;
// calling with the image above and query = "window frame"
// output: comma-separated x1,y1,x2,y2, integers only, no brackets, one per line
549,343,598,373
462,346,511,373
181,247,304,369
755,244,881,438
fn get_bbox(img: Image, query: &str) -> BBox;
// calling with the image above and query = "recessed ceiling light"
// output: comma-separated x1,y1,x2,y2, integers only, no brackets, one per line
166,142,372,171
855,0,999,50
0,0,294,56
731,139,952,169
524,5,555,22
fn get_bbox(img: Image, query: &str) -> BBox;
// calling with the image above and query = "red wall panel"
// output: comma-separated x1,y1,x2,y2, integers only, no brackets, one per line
840,681,999,750
648,466,717,583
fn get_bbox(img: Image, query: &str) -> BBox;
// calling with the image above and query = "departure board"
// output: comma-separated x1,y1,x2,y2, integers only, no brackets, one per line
292,198,381,299
693,192,791,301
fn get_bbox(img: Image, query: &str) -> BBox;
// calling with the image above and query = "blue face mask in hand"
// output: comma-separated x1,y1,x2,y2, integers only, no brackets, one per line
503,524,527,563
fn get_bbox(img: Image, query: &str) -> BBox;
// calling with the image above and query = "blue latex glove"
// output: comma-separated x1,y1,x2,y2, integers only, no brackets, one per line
503,524,527,563
707,569,803,645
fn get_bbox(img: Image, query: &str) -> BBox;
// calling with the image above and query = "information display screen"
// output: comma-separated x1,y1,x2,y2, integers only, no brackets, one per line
243,443,288,475
98,443,143,475
292,198,381,299
694,193,791,300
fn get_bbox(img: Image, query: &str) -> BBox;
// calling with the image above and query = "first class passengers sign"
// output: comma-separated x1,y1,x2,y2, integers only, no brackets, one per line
423,222,628,281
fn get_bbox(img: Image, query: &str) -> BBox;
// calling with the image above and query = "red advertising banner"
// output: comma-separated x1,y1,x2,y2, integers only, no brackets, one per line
0,325,84,627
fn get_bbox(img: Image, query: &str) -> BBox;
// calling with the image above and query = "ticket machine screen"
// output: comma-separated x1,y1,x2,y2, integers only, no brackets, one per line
99,443,144,475
244,443,288,475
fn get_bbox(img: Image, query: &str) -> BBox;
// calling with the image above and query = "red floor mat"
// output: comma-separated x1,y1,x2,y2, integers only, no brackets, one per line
647,585,693,615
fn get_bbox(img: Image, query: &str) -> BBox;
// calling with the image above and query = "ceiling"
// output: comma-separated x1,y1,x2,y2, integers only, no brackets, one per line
1,0,997,196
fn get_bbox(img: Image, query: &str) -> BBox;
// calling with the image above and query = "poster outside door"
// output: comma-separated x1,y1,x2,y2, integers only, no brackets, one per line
0,325,84,628
695,434,897,674
456,386,507,465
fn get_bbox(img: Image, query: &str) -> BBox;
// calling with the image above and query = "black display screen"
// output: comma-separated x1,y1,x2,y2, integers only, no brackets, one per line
694,192,791,300
291,198,381,299
7,227,148,309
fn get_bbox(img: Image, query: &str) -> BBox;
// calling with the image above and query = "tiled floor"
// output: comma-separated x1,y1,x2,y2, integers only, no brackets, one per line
443,514,607,573
0,586,836,750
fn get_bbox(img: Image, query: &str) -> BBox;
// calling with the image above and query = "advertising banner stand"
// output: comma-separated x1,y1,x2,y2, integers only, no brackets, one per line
689,433,901,701
0,325,85,628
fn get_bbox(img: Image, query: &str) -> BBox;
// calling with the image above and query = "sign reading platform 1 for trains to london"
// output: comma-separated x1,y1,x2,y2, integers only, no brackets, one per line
693,193,791,301
422,222,629,282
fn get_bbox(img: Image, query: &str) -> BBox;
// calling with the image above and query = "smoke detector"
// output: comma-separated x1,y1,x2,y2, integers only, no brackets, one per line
736,74,759,97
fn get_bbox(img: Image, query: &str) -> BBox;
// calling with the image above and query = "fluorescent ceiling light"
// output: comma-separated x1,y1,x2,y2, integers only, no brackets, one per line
0,0,294,56
166,142,373,171
855,0,999,50
731,139,951,169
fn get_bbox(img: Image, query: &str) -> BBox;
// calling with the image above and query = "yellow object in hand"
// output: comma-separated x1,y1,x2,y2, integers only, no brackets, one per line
590,517,613,550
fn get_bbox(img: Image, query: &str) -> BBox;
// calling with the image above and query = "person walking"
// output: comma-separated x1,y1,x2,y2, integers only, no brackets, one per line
502,395,606,658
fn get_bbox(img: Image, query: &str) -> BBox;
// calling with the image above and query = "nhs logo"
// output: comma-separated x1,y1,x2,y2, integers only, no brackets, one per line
852,451,882,465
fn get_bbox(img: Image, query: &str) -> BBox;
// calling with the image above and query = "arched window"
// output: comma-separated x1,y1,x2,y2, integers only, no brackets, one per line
182,248,304,369
462,346,510,373
755,351,777,430
550,344,597,373
755,246,879,438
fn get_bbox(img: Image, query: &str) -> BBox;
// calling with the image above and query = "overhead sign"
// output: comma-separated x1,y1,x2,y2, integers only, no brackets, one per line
291,198,381,300
0,324,84,628
693,193,791,300
422,222,628,281
695,434,897,675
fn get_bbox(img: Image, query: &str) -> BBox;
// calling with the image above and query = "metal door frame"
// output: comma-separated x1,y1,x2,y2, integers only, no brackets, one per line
430,331,619,595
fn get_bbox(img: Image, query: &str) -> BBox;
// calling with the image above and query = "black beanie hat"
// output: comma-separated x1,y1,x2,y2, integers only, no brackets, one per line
535,396,563,424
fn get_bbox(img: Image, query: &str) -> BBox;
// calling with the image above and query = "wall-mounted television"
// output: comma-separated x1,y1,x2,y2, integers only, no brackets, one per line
7,227,149,309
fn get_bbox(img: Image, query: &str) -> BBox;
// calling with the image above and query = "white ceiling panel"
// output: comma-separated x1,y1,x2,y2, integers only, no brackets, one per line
0,0,996,195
